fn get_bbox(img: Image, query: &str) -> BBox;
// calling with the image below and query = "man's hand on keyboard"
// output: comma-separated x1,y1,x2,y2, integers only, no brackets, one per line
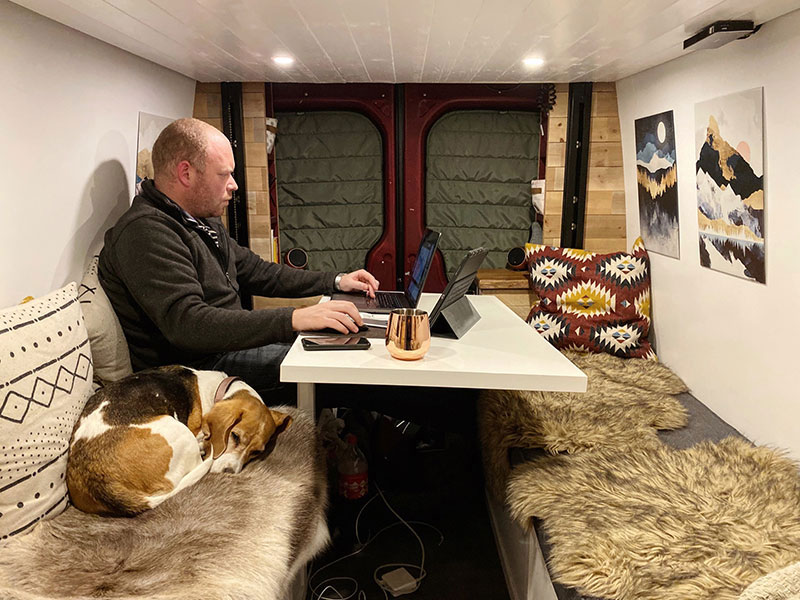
338,269,380,298
291,301,365,334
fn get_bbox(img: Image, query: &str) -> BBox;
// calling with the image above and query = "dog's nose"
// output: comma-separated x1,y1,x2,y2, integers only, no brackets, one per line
222,466,236,474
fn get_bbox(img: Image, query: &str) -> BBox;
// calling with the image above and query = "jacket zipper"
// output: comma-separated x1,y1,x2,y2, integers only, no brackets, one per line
202,223,240,297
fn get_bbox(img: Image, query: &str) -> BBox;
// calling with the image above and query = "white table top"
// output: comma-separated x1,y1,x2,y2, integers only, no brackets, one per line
281,294,587,393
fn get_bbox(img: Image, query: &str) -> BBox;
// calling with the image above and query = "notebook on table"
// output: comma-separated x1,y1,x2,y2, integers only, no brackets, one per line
330,229,441,314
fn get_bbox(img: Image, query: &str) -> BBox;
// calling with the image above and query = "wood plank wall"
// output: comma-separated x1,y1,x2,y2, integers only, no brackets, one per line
240,83,273,263
543,82,627,252
192,82,273,262
193,83,225,226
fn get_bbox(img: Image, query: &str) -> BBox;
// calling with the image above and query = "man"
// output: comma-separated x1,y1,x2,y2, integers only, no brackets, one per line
99,118,379,397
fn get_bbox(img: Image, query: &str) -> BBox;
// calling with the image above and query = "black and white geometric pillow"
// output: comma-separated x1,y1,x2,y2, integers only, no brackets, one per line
0,283,93,542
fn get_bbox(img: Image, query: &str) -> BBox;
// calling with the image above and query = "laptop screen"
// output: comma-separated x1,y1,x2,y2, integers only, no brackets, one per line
405,230,441,303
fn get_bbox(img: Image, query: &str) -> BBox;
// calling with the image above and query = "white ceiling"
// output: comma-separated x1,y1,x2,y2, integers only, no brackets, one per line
12,0,800,83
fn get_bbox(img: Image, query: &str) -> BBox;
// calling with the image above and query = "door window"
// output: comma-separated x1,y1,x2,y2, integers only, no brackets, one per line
275,111,384,273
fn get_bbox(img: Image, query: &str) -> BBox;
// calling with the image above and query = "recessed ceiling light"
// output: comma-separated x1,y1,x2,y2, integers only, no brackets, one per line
272,55,295,66
523,57,545,68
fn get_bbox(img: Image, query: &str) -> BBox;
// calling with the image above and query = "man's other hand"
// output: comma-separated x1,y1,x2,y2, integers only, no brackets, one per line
291,301,364,334
339,269,380,298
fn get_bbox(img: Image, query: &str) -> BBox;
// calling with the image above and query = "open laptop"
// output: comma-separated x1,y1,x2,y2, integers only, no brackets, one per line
429,247,489,332
330,229,441,313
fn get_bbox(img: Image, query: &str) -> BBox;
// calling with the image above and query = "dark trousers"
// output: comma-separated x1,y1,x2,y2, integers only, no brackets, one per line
197,342,296,406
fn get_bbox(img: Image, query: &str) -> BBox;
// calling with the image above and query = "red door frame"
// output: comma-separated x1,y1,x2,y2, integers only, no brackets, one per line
403,84,551,291
270,83,397,289
267,83,553,292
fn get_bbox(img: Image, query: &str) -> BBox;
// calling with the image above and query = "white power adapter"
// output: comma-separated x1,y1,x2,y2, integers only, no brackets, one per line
379,567,418,597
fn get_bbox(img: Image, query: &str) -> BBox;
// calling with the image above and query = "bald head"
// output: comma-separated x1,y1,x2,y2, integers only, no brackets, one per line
152,118,226,183
151,118,238,218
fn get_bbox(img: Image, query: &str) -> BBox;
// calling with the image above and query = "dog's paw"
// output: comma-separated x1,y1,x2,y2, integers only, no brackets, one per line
196,433,211,459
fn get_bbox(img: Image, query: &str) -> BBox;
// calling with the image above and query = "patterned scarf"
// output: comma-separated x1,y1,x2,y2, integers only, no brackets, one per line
163,196,220,249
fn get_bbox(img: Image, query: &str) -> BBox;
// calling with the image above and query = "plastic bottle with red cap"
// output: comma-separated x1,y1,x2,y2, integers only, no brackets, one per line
337,433,368,500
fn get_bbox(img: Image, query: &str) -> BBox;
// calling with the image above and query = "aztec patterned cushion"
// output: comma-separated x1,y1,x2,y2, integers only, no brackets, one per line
0,283,93,542
524,237,655,359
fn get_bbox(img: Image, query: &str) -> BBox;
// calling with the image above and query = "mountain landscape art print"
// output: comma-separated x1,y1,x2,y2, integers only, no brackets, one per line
635,110,679,258
695,88,765,284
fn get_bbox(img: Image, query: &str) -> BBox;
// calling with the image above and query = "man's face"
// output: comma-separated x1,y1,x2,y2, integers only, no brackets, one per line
187,134,238,218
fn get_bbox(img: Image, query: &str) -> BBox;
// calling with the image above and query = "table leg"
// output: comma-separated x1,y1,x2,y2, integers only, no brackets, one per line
297,382,316,418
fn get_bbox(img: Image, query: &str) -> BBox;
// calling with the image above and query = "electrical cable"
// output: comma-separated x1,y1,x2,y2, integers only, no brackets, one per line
354,492,381,546
315,584,346,599
371,484,427,596
307,483,442,599
308,545,367,600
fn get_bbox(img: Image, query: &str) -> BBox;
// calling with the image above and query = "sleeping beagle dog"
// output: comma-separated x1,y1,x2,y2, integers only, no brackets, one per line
66,366,291,517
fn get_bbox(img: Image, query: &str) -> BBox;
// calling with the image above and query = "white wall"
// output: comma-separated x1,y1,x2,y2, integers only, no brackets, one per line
616,10,800,460
0,0,195,308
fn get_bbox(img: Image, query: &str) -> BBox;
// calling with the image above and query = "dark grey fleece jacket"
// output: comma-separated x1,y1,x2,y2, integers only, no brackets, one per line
99,180,336,371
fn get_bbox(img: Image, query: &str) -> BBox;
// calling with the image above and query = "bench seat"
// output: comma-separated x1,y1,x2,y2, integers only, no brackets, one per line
492,392,743,600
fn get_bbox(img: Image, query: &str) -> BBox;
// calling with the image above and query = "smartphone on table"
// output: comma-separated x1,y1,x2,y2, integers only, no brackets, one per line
301,336,371,351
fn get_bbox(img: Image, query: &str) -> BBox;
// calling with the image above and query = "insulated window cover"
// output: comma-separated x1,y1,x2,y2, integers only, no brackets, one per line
426,110,542,278
276,111,383,273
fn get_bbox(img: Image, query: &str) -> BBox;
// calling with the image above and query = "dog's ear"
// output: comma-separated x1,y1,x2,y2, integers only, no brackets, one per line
205,403,243,459
269,409,293,432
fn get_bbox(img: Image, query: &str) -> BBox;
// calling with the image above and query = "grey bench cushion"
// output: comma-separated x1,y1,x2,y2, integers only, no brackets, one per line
657,392,744,448
509,392,743,467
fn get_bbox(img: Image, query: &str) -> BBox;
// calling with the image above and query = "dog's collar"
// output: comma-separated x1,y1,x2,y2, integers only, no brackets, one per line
213,376,241,404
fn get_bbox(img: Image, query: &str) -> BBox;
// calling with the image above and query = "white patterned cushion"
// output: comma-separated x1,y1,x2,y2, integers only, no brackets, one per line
0,283,93,542
78,255,132,382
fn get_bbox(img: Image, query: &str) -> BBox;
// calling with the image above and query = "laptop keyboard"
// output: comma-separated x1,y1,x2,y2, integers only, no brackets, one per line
372,293,405,309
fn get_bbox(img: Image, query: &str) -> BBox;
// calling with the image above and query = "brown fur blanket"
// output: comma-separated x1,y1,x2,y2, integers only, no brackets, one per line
508,438,800,600
478,350,689,501
478,350,800,600
0,407,329,600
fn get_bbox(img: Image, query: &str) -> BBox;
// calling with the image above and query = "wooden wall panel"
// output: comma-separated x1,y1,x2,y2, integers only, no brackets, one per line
585,84,626,252
586,190,626,215
193,82,279,312
588,142,623,167
192,81,273,264
193,82,225,229
542,83,627,252
193,83,222,126
240,82,273,265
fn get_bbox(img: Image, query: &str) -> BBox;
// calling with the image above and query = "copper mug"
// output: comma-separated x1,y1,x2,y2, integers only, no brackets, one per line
385,309,431,360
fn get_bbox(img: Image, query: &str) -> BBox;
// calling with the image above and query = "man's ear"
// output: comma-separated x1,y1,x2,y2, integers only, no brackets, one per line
205,404,242,459
175,159,194,188
269,409,293,431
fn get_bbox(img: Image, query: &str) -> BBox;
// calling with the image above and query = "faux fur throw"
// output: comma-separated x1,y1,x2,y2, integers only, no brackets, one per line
478,350,689,501
507,437,800,600
0,407,329,600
